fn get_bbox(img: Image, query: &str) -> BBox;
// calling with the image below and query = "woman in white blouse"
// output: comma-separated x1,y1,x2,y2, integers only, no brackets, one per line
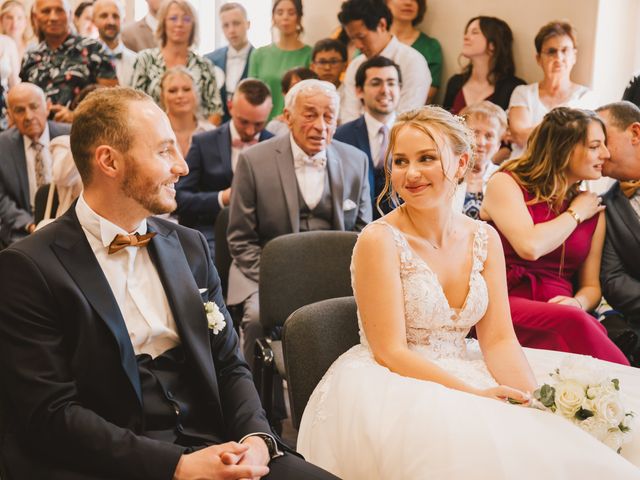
508,21,596,159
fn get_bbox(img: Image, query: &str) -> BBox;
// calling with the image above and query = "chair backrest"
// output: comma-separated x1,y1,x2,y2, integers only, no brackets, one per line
33,184,59,224
283,296,359,429
214,207,232,299
259,230,358,329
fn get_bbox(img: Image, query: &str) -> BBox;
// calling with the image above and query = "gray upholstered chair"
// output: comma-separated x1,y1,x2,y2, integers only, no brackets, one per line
282,296,359,429
256,231,358,423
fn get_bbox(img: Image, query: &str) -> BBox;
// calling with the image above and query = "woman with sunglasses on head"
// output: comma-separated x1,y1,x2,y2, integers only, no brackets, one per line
132,0,222,125
508,21,596,159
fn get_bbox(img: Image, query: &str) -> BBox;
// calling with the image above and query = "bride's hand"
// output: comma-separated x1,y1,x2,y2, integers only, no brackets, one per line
476,385,531,405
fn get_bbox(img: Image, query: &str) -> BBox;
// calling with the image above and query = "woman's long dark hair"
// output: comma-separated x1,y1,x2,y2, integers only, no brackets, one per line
462,16,516,85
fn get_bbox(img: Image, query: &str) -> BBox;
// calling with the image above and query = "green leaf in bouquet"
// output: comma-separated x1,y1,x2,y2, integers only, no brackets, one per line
534,384,556,408
612,378,620,391
575,408,594,420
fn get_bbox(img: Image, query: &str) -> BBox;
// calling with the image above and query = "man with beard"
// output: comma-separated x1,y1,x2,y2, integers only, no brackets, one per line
0,87,338,480
334,56,400,217
93,0,137,86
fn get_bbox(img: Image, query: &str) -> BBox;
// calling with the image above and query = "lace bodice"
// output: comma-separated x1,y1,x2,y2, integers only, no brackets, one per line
354,220,489,360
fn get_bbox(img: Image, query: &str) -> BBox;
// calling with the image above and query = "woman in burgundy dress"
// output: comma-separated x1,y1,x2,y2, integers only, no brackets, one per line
481,107,628,364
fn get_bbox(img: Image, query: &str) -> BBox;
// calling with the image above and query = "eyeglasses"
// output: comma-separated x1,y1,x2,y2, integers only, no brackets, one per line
167,15,193,24
313,59,345,67
540,46,574,58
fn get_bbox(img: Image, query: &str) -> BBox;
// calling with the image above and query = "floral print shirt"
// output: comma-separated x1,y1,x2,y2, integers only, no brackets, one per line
20,34,117,107
131,48,222,118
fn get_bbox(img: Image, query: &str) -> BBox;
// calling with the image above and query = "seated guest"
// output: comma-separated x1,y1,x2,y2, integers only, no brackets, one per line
0,86,338,480
73,1,97,38
0,83,70,247
248,0,312,122
623,73,640,108
266,66,317,136
227,78,372,365
597,102,640,333
386,0,442,104
459,101,507,219
508,21,596,159
334,56,401,218
0,0,32,60
121,0,159,52
338,0,430,123
159,66,214,157
443,16,524,114
176,79,273,253
93,0,137,86
205,2,253,124
480,107,628,364
131,0,222,125
310,38,347,93
21,0,117,123
0,32,20,130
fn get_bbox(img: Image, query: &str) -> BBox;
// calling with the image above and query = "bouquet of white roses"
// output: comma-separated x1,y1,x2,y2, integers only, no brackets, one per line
533,357,634,453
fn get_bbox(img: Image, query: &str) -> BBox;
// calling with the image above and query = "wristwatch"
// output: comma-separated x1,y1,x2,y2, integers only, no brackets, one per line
239,432,284,459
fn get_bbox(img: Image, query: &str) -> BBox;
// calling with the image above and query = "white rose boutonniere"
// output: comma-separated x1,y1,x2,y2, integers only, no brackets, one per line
204,301,226,334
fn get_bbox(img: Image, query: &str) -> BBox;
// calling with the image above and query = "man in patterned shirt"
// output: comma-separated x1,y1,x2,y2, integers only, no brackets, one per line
20,0,118,123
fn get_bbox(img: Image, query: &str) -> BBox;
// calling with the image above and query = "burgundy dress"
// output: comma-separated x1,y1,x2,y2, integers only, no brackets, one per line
492,182,629,365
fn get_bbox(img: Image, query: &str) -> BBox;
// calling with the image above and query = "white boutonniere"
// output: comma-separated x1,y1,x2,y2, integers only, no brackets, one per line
204,301,226,334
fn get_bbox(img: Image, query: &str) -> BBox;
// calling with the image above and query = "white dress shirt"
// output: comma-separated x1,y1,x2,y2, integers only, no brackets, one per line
225,43,251,95
290,135,327,210
341,35,430,123
144,13,158,34
75,194,180,358
364,111,395,168
103,40,137,86
217,121,260,208
22,124,52,208
630,191,640,219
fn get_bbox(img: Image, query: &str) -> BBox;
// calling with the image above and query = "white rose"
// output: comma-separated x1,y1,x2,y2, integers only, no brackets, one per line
579,416,609,441
204,301,226,335
621,413,634,430
595,394,625,428
603,430,625,452
555,380,586,418
586,385,604,400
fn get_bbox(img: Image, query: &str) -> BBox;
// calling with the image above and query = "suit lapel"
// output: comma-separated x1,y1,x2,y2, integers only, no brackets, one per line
51,209,143,405
275,136,300,232
613,186,640,246
218,123,233,183
326,143,345,230
355,116,372,160
9,130,30,210
242,45,253,79
147,220,221,409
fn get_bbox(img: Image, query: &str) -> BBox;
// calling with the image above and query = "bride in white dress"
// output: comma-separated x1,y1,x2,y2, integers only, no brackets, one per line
297,106,640,479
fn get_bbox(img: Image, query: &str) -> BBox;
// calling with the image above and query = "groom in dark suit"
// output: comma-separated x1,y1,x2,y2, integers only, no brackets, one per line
597,101,640,328
0,87,337,480
175,79,273,253
0,82,70,247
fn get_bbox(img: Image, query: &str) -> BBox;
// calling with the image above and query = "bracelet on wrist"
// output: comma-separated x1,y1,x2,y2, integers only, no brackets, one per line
566,208,582,225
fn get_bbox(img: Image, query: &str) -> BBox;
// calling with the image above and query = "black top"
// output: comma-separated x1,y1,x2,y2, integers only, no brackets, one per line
442,73,526,112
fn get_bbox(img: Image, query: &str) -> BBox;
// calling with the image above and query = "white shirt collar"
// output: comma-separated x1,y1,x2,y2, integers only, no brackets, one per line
24,123,50,150
75,193,148,249
289,134,326,162
103,40,125,56
363,111,395,135
145,13,158,33
228,42,251,57
377,35,399,59
229,120,259,144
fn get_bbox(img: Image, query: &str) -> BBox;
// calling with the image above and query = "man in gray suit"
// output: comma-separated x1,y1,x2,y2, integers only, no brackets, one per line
596,101,640,353
227,79,372,364
0,83,70,247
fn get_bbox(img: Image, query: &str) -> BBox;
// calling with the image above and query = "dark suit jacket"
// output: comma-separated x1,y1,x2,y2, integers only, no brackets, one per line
601,182,640,320
175,122,273,248
0,207,271,479
0,121,70,246
121,18,157,52
204,46,254,123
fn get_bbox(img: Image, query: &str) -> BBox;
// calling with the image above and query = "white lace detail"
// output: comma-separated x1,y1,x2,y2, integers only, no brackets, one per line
355,220,489,360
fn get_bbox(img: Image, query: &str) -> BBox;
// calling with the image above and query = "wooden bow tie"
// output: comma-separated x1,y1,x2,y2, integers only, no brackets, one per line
108,232,156,254
620,180,640,199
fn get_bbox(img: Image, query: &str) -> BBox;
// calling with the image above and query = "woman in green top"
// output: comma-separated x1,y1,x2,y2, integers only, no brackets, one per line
248,0,312,120
386,0,442,104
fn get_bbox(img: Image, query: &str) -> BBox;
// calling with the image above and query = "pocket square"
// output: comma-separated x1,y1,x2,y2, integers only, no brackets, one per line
199,288,208,298
343,199,357,211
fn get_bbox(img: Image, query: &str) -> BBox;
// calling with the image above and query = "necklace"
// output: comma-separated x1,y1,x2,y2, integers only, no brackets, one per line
401,204,451,250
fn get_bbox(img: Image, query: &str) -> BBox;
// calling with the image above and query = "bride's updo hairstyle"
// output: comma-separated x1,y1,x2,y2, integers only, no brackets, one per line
500,107,605,210
377,105,475,211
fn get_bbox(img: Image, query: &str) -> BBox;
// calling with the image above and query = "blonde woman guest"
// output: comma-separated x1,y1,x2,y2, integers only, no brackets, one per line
0,0,31,59
248,0,311,121
159,66,213,157
131,0,222,125
508,21,596,159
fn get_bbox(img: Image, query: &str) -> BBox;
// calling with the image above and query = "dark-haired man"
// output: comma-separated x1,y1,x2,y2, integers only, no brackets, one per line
310,38,347,89
334,56,400,218
176,79,273,253
337,0,429,123
0,86,338,479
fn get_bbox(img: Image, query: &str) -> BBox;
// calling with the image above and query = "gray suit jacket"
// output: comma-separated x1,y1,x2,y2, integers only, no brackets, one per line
121,19,157,53
601,182,640,320
0,121,70,247
226,134,372,304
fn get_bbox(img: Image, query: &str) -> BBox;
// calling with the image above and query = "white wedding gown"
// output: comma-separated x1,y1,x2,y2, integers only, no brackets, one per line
298,221,640,479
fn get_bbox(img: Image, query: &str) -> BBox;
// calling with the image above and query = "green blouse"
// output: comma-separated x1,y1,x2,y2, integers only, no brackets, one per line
248,43,312,120
412,32,443,89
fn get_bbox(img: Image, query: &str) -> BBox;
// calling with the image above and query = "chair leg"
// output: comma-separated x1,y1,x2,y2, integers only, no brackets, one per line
254,338,274,423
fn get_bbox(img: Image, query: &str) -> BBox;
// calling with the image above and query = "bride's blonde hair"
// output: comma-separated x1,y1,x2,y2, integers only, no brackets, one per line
377,106,475,213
